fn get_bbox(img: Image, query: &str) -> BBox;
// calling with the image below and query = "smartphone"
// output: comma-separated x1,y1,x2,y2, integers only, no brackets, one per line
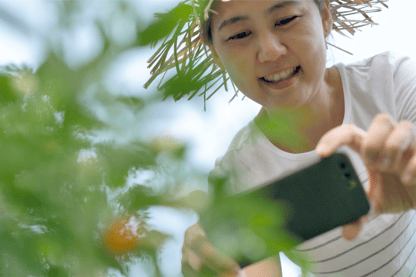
199,149,371,265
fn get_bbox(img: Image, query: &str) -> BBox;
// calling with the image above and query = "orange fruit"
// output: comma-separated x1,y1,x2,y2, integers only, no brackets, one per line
102,217,141,255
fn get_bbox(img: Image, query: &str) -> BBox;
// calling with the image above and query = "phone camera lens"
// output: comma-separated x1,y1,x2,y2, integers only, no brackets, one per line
340,162,346,169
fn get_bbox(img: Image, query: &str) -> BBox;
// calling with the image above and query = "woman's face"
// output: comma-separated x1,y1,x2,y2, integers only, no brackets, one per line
210,0,333,110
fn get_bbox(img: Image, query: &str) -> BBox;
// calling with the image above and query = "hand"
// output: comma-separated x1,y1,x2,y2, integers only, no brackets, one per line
316,114,416,240
182,222,241,277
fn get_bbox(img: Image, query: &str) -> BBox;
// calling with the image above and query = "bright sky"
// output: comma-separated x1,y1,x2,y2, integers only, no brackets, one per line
1,0,415,276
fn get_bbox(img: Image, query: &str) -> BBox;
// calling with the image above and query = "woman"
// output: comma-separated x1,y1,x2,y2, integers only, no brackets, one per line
148,0,416,276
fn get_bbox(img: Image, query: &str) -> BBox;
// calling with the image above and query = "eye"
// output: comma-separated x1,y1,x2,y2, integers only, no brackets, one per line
227,31,251,41
275,16,299,27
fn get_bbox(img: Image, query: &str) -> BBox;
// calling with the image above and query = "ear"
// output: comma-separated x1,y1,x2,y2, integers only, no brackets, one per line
207,44,225,70
321,0,333,38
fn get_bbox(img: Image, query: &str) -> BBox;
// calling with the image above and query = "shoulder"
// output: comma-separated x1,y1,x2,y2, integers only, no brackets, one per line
335,50,416,100
338,51,416,124
211,120,257,170
340,51,416,75
207,121,252,193
351,51,409,65
208,119,273,191
350,51,416,90
220,120,259,156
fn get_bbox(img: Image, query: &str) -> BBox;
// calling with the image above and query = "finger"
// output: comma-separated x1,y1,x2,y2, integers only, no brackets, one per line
189,236,241,275
366,169,384,214
219,271,242,277
342,218,364,241
378,172,414,213
183,261,231,277
381,121,415,172
361,114,395,168
185,223,207,243
182,246,203,272
182,262,199,277
361,214,371,223
401,151,416,186
200,240,241,274
316,124,363,158
182,243,239,277
200,264,222,277
366,169,377,195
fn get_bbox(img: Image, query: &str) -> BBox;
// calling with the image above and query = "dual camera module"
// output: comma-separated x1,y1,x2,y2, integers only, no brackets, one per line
339,162,357,189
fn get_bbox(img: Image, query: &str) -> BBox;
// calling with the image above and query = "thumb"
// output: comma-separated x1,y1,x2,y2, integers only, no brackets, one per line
366,168,377,196
342,219,362,241
342,215,369,241
366,169,383,214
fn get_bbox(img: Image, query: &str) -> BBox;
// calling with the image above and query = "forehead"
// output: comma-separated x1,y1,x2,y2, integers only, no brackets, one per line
212,0,311,15
211,0,312,25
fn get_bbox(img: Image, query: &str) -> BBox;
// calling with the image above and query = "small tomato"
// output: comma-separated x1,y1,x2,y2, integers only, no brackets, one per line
102,217,143,255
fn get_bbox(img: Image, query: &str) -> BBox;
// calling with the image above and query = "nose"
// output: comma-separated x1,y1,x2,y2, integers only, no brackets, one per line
257,33,287,63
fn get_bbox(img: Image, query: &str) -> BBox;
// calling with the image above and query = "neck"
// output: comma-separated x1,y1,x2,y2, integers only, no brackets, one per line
255,67,344,154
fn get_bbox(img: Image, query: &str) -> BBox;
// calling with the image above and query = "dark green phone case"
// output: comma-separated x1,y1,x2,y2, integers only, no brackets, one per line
199,153,371,265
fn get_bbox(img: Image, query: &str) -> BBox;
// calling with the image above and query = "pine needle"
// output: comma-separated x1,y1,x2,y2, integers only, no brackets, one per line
327,42,354,55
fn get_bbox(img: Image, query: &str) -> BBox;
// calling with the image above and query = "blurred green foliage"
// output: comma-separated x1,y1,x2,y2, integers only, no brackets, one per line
200,175,302,268
255,108,313,153
0,1,184,276
0,1,304,276
0,53,173,275
137,2,193,47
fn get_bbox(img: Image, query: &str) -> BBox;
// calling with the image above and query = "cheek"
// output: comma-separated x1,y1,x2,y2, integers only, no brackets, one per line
292,27,327,67
222,52,254,85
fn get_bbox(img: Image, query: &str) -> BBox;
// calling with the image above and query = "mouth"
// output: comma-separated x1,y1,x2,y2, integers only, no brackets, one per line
260,66,301,84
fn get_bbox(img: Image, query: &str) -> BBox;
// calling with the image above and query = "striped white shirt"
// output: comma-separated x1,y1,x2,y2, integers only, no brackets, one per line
210,51,416,276
290,167,416,276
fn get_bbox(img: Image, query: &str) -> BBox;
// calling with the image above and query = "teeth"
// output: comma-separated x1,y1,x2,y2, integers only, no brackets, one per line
264,67,296,82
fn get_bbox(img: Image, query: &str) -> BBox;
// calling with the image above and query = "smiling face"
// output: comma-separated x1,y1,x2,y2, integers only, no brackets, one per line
209,0,333,111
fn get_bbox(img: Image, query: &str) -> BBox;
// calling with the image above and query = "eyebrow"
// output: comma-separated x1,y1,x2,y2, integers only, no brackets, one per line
217,0,303,32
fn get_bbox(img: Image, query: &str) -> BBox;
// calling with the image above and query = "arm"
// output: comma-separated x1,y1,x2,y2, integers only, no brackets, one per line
242,255,282,277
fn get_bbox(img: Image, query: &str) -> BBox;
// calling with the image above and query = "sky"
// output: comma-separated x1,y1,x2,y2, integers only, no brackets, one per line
1,0,416,276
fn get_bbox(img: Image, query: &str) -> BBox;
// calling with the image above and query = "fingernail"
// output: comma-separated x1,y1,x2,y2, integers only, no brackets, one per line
315,144,324,155
380,157,391,170
316,145,331,157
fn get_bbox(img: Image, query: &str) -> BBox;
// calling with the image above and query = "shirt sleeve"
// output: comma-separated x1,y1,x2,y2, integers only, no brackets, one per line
391,52,416,124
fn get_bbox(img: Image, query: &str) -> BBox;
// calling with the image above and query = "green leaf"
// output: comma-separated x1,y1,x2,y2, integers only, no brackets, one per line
96,143,156,188
116,96,146,113
137,2,193,46
117,185,161,212
0,74,19,104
